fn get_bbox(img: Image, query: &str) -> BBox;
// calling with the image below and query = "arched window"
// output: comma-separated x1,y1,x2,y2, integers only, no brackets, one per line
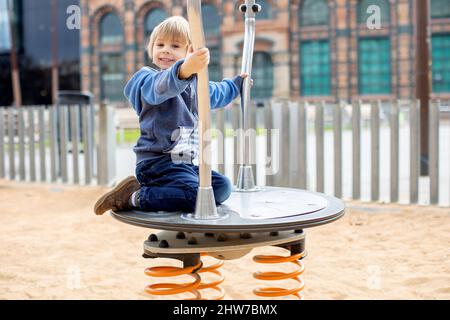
144,8,167,39
299,0,329,26
258,0,273,20
300,40,331,96
431,34,450,92
357,0,390,24
99,12,124,102
431,0,450,19
99,13,123,44
144,8,167,67
358,37,391,94
202,4,220,36
251,52,273,100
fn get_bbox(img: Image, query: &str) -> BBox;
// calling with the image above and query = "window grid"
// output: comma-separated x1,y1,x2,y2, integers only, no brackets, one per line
100,53,125,102
432,34,450,93
431,0,450,19
100,13,123,45
251,52,273,100
358,38,391,95
300,41,331,96
299,0,329,27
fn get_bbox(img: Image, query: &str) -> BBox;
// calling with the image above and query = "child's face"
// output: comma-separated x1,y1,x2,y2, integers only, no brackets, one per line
152,37,188,70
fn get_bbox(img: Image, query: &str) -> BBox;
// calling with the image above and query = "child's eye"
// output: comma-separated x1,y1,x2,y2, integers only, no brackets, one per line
172,45,180,48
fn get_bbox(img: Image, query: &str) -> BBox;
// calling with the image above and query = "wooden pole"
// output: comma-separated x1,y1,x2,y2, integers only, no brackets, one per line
7,0,22,106
415,0,431,176
51,0,59,104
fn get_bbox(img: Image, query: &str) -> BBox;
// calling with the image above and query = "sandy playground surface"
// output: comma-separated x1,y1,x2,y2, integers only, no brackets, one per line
0,180,449,300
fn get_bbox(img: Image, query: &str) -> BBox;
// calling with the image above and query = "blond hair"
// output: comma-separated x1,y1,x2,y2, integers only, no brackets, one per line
147,16,191,60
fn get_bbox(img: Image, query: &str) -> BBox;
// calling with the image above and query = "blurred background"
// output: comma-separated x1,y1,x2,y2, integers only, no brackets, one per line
0,0,449,106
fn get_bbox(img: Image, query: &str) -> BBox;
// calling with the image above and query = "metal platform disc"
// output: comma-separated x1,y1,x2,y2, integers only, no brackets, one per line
110,187,345,233
144,230,305,257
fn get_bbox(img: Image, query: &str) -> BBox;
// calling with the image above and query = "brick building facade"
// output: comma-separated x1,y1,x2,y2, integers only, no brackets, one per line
80,0,450,105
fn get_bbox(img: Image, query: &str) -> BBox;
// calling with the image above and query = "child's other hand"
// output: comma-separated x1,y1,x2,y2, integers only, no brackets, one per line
179,46,210,79
240,72,254,86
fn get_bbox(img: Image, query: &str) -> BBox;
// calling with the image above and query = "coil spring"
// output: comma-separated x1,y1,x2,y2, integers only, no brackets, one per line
144,254,225,300
253,252,305,299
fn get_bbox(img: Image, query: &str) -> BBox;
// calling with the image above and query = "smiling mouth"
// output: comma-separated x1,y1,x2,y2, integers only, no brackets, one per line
159,58,174,63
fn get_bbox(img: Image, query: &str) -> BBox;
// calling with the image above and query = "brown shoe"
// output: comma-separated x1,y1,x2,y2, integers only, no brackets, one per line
94,176,140,215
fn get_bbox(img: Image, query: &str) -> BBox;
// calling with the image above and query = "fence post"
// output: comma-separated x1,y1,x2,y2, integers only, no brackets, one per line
352,100,361,200
97,103,116,186
371,100,380,202
315,101,325,193
0,108,4,178
334,101,343,198
8,107,15,180
28,107,36,182
410,99,420,204
429,100,440,205
390,100,400,203
264,100,274,187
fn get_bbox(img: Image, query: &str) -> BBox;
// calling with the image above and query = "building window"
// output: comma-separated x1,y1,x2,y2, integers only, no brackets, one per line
258,0,272,20
201,4,221,81
432,34,450,93
99,13,123,45
357,0,390,24
100,53,124,102
144,8,167,67
99,12,124,102
251,52,273,100
209,47,222,82
300,41,331,96
299,0,329,26
202,4,220,36
0,0,11,52
358,38,391,94
431,0,450,19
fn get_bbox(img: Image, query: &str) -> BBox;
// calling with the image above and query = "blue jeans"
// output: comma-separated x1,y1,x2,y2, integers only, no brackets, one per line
135,155,233,212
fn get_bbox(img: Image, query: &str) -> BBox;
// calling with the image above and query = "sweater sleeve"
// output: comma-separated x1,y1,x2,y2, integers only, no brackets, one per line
124,59,193,112
209,75,244,110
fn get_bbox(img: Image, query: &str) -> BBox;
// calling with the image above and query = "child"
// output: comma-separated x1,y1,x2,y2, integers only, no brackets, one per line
94,16,249,215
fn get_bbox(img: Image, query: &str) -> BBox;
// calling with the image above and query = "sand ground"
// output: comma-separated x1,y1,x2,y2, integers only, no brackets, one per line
0,180,449,300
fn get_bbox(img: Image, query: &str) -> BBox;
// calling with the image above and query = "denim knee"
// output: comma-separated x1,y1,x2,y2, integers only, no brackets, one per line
214,176,233,204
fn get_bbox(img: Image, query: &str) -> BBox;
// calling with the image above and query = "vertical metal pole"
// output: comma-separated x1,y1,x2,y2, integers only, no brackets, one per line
235,0,260,192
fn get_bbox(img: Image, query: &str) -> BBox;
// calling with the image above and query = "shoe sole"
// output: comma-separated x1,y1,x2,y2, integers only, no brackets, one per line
94,176,139,215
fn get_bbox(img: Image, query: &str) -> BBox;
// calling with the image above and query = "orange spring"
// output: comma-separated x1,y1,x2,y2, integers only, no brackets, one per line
253,252,305,299
144,254,225,300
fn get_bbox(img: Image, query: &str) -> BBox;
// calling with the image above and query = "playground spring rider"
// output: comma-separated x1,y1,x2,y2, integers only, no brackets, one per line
111,0,345,299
